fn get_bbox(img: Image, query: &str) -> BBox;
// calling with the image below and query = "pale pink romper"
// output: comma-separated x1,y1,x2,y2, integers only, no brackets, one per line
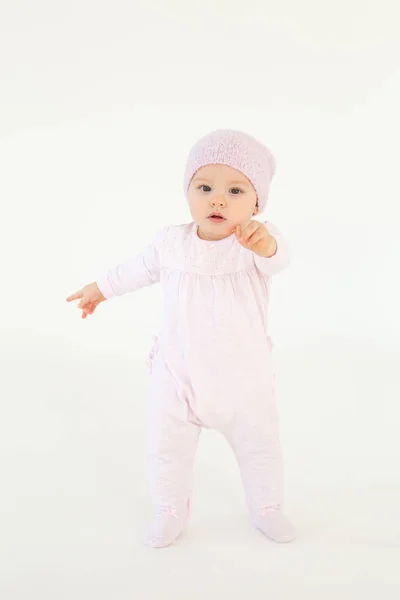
96,220,290,523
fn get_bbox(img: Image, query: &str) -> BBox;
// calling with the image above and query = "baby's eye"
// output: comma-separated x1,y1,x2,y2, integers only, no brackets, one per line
230,188,243,195
199,185,211,192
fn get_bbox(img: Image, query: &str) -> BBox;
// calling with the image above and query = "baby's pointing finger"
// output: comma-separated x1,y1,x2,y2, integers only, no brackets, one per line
66,291,83,302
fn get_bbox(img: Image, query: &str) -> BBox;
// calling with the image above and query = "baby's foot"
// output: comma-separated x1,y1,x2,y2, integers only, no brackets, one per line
256,506,296,543
142,503,189,549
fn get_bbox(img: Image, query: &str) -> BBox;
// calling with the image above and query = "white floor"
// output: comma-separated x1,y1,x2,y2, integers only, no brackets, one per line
1,330,400,599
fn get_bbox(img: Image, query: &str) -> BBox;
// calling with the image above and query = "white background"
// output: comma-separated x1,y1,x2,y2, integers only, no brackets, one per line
1,1,400,598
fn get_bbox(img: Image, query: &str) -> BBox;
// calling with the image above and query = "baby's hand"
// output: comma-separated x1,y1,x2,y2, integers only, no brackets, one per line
66,282,106,319
235,220,277,258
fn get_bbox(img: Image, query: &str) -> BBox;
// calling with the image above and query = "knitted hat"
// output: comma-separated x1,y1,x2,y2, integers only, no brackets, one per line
183,129,276,212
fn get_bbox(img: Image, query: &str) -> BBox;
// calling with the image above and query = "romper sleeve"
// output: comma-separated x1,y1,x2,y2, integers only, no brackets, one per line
253,221,290,277
96,227,167,299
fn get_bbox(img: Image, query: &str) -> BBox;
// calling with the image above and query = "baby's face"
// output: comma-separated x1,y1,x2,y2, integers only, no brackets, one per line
188,164,258,241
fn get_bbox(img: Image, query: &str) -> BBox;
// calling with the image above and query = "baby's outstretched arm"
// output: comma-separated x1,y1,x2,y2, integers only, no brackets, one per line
96,228,165,298
66,227,166,318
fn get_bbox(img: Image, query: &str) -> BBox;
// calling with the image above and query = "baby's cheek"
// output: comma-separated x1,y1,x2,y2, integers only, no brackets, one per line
232,205,251,223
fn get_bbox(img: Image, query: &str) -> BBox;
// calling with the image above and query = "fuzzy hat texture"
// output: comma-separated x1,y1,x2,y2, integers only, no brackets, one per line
183,129,276,212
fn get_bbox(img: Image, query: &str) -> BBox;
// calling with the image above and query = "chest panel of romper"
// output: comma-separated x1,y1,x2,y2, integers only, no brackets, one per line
160,224,256,276
159,225,268,329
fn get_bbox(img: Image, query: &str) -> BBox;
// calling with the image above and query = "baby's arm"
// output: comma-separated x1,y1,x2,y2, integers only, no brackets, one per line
96,227,167,299
253,221,290,276
66,228,167,319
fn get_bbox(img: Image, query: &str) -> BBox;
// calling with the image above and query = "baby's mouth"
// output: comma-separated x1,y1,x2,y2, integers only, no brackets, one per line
208,213,226,222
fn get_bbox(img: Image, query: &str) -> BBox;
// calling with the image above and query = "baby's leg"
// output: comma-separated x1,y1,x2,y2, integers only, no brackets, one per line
144,364,201,548
224,412,296,543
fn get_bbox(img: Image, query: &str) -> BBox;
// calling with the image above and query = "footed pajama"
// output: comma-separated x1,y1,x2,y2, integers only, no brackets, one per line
97,221,294,546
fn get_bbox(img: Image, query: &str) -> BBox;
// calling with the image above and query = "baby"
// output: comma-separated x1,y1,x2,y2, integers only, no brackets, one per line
66,129,296,548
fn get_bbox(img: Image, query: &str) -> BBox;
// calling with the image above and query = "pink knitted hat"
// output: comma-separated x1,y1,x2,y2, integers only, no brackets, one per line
183,129,276,212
